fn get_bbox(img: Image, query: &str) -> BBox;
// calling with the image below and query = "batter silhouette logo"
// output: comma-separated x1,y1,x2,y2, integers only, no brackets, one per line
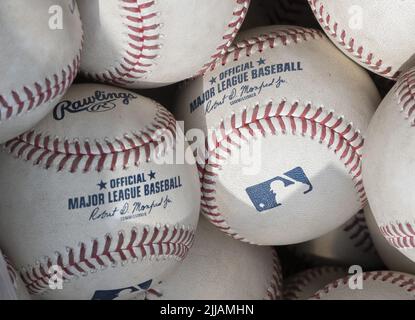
91,279,153,300
245,167,313,212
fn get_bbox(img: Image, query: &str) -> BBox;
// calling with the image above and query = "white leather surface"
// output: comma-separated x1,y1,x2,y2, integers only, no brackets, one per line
364,205,415,275
0,0,83,142
149,216,280,300
363,67,415,263
79,0,247,87
311,0,415,78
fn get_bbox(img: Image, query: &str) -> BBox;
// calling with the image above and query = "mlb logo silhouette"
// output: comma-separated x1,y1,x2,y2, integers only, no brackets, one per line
91,279,153,300
245,167,313,212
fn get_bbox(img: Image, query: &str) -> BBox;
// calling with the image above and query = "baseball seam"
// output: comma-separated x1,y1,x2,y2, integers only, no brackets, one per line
198,0,250,76
342,210,375,253
396,69,415,124
199,27,366,244
3,106,177,173
3,254,18,289
264,250,283,300
0,52,81,122
84,0,161,85
308,0,399,79
377,69,415,249
311,271,415,299
380,222,415,250
283,266,346,300
86,0,250,85
20,225,195,295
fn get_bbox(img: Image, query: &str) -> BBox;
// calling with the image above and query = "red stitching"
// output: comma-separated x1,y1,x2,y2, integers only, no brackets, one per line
311,271,415,299
395,69,415,124
308,0,399,79
197,0,250,76
2,253,18,289
3,106,177,173
86,0,249,85
0,52,81,122
265,250,283,300
84,0,160,85
374,69,415,250
207,26,323,73
20,225,195,295
283,266,346,300
380,222,415,249
342,210,375,253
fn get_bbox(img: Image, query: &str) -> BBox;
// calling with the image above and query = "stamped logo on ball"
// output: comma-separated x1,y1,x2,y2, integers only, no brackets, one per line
246,167,313,212
67,170,183,222
53,90,138,120
91,279,153,300
189,57,303,114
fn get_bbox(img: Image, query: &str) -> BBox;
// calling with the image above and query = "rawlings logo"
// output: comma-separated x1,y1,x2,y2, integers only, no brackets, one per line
53,91,137,120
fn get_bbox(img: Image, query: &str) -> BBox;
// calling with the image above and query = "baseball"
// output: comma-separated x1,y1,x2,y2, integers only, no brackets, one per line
312,271,415,300
364,205,415,275
363,67,415,264
0,0,83,143
308,0,415,79
147,216,282,300
176,25,380,245
291,210,382,269
283,266,347,300
78,0,250,88
0,250,30,300
0,84,200,299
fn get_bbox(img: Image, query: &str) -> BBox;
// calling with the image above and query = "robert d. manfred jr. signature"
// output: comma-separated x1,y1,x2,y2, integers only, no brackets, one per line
205,76,286,113
89,195,173,222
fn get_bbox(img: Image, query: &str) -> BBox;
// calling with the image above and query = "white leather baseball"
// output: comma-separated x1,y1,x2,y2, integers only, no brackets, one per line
363,67,415,264
283,266,347,300
146,216,282,300
78,0,250,89
0,250,30,300
291,210,382,269
0,84,200,300
176,26,380,245
364,205,415,275
0,0,83,143
312,271,415,300
308,0,415,79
